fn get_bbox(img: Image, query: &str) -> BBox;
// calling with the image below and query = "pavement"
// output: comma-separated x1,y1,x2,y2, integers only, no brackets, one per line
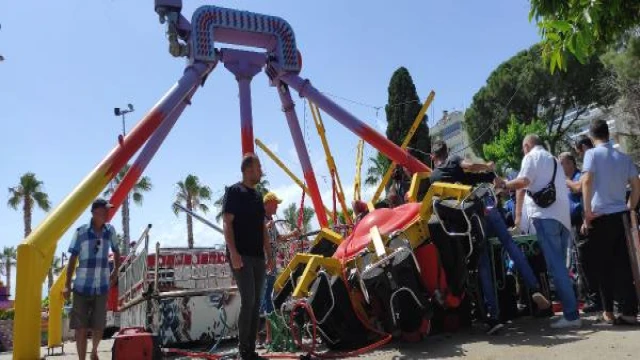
2,314,639,359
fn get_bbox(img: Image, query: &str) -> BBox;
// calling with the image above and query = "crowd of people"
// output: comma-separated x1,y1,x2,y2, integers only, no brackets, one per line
217,119,639,359
422,118,640,333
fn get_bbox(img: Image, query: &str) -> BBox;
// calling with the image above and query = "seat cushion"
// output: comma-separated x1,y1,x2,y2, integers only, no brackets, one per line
334,203,420,261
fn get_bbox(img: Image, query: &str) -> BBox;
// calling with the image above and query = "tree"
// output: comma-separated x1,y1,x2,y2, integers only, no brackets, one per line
334,208,354,226
529,0,640,71
104,164,152,254
602,35,640,162
283,203,315,233
172,175,212,248
384,67,430,164
365,152,391,186
465,44,616,155
8,172,51,237
0,247,16,298
213,179,270,222
483,117,549,172
47,255,64,290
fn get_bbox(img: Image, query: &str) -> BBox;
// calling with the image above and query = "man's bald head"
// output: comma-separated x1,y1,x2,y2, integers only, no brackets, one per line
523,134,543,147
522,134,544,155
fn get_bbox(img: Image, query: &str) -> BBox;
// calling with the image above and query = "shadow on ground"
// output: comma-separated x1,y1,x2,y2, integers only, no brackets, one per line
382,316,639,360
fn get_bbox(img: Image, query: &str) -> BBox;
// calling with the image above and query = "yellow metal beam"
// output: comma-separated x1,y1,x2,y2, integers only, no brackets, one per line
255,138,334,219
47,262,75,349
309,102,352,224
371,91,435,203
354,140,364,202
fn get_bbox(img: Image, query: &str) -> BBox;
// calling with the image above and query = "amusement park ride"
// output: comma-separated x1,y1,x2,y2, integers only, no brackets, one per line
13,1,503,359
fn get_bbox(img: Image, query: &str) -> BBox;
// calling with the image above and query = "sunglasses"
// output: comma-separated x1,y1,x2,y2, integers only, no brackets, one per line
94,239,101,254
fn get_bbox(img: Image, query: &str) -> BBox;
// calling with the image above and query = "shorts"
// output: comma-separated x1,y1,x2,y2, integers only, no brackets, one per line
70,291,108,330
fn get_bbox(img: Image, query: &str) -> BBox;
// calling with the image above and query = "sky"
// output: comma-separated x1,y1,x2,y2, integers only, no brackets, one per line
0,0,541,298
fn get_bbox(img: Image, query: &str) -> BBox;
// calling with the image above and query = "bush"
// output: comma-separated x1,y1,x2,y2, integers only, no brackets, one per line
0,309,15,320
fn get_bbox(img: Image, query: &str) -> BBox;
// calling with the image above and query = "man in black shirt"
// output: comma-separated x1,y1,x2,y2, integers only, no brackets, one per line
222,154,273,360
429,141,550,334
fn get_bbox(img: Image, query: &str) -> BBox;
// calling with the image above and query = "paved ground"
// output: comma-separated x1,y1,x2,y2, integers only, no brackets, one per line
2,314,639,359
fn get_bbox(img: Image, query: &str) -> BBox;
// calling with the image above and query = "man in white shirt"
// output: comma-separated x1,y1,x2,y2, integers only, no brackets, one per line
496,134,580,329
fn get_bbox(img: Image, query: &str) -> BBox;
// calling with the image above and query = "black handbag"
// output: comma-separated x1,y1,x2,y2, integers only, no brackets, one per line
527,159,557,208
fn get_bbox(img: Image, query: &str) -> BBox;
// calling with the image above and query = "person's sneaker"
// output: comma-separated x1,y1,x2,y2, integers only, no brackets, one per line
485,318,504,335
582,301,602,313
550,317,582,329
532,292,551,310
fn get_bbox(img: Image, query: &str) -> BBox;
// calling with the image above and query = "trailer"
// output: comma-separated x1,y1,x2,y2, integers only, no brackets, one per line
116,239,240,346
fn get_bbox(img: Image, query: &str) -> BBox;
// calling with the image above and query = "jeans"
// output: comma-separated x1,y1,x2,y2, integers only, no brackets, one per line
260,273,277,314
477,245,499,320
485,207,540,291
589,212,638,316
231,255,266,356
532,218,579,321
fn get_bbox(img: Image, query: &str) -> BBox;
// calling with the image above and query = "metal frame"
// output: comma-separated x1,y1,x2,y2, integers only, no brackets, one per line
16,2,438,355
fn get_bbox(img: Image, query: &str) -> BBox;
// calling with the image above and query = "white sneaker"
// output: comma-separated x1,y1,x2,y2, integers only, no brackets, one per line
532,292,551,310
551,317,582,329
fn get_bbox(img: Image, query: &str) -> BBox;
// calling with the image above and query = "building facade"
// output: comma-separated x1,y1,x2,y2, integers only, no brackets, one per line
429,110,479,160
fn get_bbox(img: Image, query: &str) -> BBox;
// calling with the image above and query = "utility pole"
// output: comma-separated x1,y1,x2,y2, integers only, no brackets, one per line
113,104,135,254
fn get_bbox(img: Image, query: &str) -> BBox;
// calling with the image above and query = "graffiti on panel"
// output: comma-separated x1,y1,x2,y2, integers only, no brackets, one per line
157,296,193,344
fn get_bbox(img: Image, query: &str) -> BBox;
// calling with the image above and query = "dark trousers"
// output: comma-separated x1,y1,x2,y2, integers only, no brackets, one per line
231,255,266,356
574,222,601,303
589,211,638,316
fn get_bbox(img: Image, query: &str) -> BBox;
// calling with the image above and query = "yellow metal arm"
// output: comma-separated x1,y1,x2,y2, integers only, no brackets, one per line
255,138,334,220
309,102,352,224
354,140,364,202
372,91,435,203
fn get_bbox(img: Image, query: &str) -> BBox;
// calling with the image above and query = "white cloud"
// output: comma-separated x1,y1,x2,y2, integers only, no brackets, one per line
375,118,387,132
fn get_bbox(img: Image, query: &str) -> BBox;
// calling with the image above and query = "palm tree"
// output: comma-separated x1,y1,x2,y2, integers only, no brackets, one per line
8,172,51,237
104,164,153,254
365,152,391,186
283,203,315,233
47,255,64,290
213,178,270,222
172,175,212,248
0,247,16,297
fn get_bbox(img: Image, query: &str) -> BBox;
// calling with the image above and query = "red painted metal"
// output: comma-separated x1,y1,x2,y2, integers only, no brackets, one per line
334,203,420,260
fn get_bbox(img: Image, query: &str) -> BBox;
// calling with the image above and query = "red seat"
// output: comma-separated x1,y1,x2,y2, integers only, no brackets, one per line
334,203,421,260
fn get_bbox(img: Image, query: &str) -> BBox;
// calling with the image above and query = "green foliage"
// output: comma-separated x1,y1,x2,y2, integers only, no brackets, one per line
602,36,640,85
104,164,153,205
283,203,315,233
482,117,549,171
173,174,213,248
602,35,640,160
384,67,430,164
0,308,14,320
8,172,51,237
365,152,391,186
529,0,640,71
465,44,616,155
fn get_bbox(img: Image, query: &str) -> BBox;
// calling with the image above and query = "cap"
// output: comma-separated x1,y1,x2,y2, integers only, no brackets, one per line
91,198,114,211
263,192,282,204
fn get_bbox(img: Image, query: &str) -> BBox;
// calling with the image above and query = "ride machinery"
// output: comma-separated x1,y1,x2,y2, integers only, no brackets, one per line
13,1,493,358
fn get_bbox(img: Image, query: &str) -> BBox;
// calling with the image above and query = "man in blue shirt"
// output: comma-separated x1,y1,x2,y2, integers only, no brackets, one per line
582,119,640,325
64,198,120,360
559,152,602,312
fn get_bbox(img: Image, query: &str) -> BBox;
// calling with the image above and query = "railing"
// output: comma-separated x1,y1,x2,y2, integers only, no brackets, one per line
118,225,152,308
150,246,234,292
